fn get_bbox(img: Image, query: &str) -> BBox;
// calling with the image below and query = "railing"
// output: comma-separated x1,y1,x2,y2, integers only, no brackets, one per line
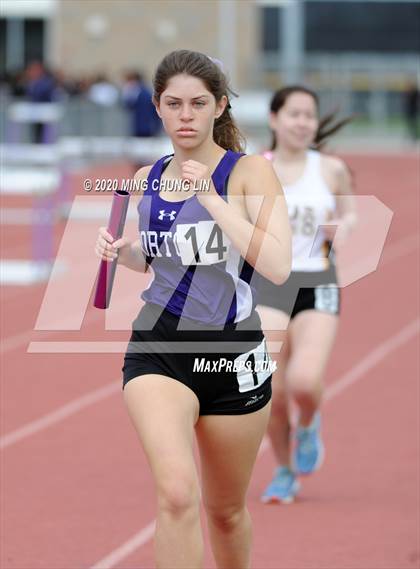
0,85,415,145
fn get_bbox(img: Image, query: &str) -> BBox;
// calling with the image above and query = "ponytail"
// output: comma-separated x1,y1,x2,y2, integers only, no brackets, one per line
314,109,354,150
214,105,245,153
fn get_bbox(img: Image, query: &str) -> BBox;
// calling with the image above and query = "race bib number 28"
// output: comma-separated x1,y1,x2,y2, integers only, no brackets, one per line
175,221,230,265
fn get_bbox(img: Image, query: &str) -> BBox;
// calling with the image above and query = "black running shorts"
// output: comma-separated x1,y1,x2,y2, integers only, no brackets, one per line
122,302,273,415
257,267,341,319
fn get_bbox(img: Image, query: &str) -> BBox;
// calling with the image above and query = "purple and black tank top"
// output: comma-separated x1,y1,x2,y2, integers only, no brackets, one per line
138,150,257,326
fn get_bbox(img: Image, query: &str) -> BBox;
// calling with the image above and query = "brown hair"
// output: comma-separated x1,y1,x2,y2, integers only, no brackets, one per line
269,85,353,151
153,50,245,153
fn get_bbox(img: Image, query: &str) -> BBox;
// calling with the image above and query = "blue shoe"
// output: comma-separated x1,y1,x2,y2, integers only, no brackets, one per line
294,412,325,475
261,466,300,504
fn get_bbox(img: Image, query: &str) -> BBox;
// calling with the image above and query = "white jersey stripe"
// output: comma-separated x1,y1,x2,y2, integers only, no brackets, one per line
225,246,253,322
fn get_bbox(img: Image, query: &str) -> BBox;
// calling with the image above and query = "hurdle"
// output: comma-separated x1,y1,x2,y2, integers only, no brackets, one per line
0,155,62,284
1,101,64,285
6,102,63,145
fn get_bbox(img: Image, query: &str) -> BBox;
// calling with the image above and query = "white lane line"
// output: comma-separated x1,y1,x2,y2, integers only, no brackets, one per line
0,381,120,450
89,317,420,568
324,318,420,401
1,231,418,356
259,316,420,454
90,522,156,569
380,233,419,266
6,317,417,454
0,305,103,355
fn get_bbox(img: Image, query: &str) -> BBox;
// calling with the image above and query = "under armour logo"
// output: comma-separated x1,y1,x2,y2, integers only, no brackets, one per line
158,209,177,221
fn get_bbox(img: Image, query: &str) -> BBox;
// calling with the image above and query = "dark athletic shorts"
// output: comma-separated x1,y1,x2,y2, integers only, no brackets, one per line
257,266,340,319
122,302,273,415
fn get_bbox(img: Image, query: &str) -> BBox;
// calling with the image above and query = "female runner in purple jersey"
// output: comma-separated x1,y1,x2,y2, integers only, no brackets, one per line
256,86,357,504
95,50,291,568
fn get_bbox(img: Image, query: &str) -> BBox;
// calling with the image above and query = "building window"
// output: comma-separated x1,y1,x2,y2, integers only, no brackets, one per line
0,19,6,74
24,19,45,64
260,6,281,54
0,17,46,74
305,1,420,53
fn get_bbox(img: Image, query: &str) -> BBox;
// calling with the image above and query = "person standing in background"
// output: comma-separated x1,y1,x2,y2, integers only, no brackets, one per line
121,70,161,138
25,61,58,143
404,80,419,142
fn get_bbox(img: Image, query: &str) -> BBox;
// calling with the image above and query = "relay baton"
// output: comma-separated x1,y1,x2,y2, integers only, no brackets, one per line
93,189,130,309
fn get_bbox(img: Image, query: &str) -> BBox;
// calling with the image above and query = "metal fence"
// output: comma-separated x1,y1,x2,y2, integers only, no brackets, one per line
0,87,416,145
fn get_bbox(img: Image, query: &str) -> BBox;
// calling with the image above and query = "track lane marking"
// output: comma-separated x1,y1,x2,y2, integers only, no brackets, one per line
89,317,419,568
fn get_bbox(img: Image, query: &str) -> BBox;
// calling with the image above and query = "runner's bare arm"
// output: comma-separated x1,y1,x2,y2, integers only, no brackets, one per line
203,155,292,285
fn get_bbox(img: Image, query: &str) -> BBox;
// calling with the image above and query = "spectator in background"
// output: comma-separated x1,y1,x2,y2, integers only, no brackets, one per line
404,80,419,141
54,69,84,98
121,70,142,107
26,61,57,102
25,61,59,143
88,73,120,106
121,70,161,137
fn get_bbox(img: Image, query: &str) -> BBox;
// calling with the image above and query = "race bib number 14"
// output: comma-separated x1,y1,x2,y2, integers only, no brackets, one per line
175,221,230,265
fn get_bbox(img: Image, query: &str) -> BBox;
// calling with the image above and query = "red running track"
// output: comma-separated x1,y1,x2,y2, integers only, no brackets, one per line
0,152,419,568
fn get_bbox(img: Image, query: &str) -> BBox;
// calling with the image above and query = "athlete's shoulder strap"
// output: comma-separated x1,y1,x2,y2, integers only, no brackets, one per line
144,154,174,194
306,149,321,170
262,150,273,161
212,150,246,196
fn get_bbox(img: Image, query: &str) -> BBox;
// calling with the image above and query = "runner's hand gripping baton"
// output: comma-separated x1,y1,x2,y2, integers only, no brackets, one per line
93,190,130,309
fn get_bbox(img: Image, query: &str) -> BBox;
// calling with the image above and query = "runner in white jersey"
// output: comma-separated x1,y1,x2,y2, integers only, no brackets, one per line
257,86,357,504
